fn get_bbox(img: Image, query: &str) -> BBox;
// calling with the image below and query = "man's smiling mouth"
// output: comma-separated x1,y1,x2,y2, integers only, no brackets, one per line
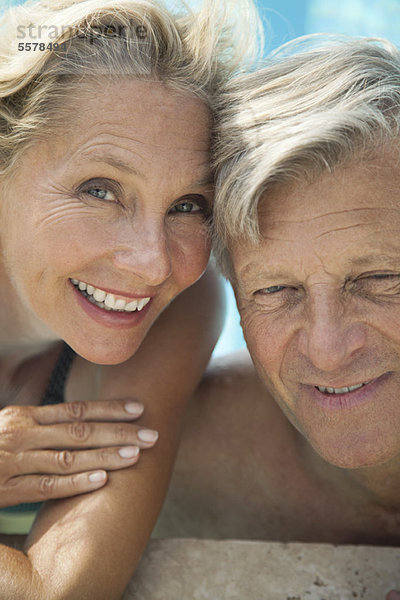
70,279,151,313
315,381,372,395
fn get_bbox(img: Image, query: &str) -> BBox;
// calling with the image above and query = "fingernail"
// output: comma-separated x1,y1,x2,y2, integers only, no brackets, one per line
125,402,144,415
89,471,107,482
119,446,140,458
138,429,159,443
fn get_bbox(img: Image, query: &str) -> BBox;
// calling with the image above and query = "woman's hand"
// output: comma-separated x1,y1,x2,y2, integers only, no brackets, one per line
0,400,158,507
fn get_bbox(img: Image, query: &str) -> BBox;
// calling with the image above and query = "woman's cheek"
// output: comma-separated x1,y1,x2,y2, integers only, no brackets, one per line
171,226,211,287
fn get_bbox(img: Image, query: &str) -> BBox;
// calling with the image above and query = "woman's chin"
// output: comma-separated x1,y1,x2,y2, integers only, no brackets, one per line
67,335,144,366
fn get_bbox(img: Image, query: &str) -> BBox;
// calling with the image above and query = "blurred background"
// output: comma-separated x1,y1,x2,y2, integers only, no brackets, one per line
2,0,399,356
213,0,400,357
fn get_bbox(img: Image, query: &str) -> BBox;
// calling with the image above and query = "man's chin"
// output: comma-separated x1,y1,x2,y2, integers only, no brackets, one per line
308,436,399,470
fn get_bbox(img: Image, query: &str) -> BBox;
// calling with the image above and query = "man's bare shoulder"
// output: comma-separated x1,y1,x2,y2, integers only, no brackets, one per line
154,349,297,539
199,348,262,397
185,348,288,437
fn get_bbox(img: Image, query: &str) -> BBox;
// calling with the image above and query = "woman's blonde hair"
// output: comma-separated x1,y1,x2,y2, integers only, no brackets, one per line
0,0,262,177
213,35,400,278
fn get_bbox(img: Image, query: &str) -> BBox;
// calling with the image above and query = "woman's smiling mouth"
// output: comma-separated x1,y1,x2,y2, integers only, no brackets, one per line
70,279,151,313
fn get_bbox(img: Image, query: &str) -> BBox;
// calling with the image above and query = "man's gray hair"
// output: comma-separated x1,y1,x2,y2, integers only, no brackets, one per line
213,35,400,278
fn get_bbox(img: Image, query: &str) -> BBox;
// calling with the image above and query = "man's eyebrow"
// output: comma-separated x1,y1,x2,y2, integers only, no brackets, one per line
237,262,289,281
348,254,400,268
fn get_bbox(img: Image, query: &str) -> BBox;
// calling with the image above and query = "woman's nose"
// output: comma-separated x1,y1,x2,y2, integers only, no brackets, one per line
297,289,367,372
112,219,173,286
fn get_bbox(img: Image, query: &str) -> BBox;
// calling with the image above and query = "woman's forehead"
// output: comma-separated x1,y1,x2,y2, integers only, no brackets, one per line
10,79,211,179
60,79,210,141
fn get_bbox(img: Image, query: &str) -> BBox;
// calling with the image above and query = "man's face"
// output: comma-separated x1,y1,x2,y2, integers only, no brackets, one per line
231,151,400,469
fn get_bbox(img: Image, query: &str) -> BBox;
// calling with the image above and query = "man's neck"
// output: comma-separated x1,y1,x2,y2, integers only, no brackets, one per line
304,437,400,513
345,459,400,510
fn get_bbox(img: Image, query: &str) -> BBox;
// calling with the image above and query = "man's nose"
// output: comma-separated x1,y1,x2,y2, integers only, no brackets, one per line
297,289,367,372
112,218,172,286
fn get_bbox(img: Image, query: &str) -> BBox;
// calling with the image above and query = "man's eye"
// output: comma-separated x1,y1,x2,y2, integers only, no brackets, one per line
251,284,300,311
370,273,398,279
356,273,400,295
258,285,286,294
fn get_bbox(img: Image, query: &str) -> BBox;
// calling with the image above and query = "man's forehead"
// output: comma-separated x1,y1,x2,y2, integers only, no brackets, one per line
229,149,400,282
237,251,400,280
231,221,400,283
257,148,400,214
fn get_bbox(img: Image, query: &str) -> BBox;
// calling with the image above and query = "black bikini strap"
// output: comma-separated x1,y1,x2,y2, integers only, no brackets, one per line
41,344,75,405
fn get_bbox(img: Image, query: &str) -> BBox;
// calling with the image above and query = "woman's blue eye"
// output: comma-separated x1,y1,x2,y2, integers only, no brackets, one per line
87,187,114,201
173,201,202,213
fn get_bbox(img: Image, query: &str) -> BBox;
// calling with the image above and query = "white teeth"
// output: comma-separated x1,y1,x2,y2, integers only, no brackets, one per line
71,279,150,313
114,298,127,310
93,288,106,303
141,297,151,309
125,300,138,312
316,382,371,394
137,298,146,311
104,293,116,309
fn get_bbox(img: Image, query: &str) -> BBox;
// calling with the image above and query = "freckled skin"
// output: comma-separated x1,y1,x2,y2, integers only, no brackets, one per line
0,79,212,364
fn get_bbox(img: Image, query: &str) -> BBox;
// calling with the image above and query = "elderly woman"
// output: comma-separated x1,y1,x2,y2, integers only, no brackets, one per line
156,36,400,599
0,0,260,597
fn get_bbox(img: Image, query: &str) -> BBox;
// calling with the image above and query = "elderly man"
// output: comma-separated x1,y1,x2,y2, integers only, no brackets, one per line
155,36,400,597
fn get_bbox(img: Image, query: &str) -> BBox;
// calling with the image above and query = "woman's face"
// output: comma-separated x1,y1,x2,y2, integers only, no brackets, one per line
0,79,212,364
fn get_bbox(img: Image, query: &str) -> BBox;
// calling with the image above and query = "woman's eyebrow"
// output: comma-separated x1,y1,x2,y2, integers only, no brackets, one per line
79,151,145,178
77,153,213,190
188,173,214,190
